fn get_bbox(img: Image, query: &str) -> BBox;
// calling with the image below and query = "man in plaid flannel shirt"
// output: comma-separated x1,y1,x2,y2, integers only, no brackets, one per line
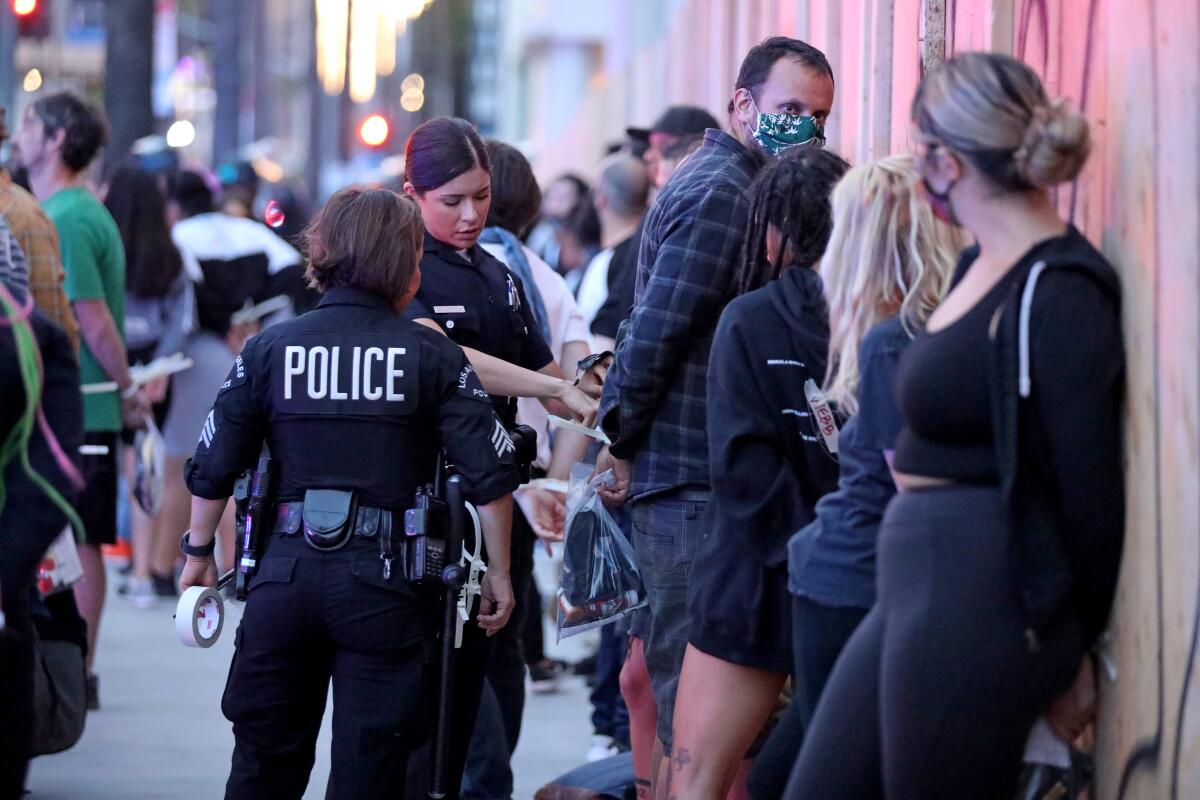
596,36,836,783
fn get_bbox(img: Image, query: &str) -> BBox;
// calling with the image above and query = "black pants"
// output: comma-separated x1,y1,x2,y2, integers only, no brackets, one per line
0,571,37,800
405,619,494,800
786,487,1083,800
590,502,630,744
409,515,537,800
748,597,867,800
0,456,78,799
590,623,629,743
222,535,435,800
0,522,62,800
462,510,536,799
521,566,545,665
78,432,118,546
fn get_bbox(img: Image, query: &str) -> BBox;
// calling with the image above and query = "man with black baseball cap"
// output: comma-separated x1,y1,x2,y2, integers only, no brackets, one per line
626,105,719,188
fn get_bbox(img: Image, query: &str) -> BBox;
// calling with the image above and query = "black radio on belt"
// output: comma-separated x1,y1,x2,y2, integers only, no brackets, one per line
404,485,447,584
234,455,275,601
508,423,538,484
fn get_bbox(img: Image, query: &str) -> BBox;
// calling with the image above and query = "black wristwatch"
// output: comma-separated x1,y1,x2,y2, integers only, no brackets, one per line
180,531,216,558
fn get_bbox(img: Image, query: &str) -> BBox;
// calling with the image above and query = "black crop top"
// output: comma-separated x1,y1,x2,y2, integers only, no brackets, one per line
892,257,1018,484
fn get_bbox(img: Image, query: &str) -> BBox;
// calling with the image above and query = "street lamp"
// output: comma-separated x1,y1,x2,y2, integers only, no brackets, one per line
317,0,438,100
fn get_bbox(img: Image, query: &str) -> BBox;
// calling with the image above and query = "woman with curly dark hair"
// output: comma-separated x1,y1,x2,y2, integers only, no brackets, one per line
667,147,849,799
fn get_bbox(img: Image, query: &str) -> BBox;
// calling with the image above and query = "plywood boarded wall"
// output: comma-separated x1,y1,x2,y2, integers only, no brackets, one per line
528,1,1200,795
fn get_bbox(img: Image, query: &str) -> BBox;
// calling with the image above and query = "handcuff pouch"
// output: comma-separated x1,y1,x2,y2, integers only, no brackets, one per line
302,489,357,551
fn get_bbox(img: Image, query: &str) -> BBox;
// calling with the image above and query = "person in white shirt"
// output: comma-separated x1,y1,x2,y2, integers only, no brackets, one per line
574,154,650,351
465,140,595,794
161,171,305,575
478,144,593,503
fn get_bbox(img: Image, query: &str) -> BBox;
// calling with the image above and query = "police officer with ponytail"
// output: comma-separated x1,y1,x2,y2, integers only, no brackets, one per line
398,117,597,798
401,116,595,425
180,187,521,800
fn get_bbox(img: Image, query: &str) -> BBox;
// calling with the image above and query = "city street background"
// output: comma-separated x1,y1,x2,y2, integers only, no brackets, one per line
1,1,1197,797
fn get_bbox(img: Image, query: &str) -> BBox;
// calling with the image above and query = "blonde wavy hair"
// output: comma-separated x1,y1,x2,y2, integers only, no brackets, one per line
820,155,965,415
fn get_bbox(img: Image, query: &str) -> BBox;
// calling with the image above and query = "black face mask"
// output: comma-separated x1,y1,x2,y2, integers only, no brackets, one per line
918,144,961,227
921,176,960,227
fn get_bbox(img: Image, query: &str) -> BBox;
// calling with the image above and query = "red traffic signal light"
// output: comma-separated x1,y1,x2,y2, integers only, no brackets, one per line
13,0,50,39
358,114,390,148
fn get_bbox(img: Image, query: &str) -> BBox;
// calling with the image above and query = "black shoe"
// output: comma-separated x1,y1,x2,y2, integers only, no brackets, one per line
151,571,178,598
86,673,99,711
528,659,563,694
573,653,597,677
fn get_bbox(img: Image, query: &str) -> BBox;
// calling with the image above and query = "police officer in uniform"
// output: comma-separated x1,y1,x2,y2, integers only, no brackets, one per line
400,117,580,799
179,187,521,800
401,117,595,425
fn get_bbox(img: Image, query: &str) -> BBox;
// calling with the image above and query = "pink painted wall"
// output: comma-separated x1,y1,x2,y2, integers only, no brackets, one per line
521,4,1199,794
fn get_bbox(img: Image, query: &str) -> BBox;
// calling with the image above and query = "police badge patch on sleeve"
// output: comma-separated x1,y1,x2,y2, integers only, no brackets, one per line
198,410,216,448
218,353,247,394
457,363,491,403
491,418,516,464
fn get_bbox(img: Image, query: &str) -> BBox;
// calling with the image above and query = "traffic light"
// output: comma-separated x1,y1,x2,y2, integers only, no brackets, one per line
13,0,51,39
358,114,390,149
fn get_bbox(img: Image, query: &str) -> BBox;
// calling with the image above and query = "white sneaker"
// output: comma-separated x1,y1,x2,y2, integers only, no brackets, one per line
121,577,157,609
586,734,619,762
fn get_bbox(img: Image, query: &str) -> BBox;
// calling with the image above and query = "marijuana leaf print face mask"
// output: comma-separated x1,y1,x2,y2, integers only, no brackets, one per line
747,97,826,156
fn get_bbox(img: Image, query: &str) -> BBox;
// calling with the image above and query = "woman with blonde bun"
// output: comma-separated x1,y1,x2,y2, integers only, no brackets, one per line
747,154,964,799
788,52,1125,799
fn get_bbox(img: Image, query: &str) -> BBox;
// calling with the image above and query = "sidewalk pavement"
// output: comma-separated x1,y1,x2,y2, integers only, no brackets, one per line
25,563,594,799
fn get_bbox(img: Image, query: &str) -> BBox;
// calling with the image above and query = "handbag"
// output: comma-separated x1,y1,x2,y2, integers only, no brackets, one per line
30,595,88,756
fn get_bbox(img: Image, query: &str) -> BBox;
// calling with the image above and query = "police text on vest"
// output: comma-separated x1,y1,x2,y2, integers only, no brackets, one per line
283,345,406,402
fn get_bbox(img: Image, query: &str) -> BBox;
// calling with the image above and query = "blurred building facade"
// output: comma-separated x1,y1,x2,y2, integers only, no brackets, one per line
476,0,936,180
6,0,106,115
3,0,474,200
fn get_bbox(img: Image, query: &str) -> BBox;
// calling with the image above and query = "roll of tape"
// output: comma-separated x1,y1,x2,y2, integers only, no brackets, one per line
175,586,225,648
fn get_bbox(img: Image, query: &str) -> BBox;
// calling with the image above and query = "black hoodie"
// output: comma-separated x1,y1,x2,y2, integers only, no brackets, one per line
985,226,1125,650
699,265,841,570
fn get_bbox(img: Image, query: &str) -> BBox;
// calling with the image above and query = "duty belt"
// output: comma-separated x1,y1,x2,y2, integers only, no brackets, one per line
272,501,394,539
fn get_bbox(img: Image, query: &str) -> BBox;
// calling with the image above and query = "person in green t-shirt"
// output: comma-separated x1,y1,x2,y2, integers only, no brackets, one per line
14,91,149,708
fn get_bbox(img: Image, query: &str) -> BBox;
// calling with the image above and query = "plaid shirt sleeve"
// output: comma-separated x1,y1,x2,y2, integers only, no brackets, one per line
0,180,80,353
606,186,749,460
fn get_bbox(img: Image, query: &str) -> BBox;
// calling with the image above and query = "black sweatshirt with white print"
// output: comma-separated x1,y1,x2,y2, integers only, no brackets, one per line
700,265,841,569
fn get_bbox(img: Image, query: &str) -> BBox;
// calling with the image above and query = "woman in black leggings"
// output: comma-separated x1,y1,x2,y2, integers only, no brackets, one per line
789,53,1125,799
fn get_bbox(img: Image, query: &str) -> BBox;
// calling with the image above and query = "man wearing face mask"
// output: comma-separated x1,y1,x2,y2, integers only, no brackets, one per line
595,36,835,797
